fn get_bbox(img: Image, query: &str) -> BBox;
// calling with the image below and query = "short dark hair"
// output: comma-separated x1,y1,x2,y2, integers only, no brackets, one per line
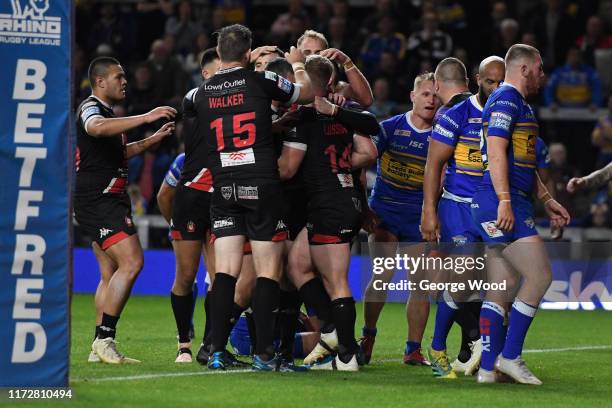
505,44,540,65
305,55,334,92
434,57,467,85
200,47,219,68
88,56,120,88
265,58,293,78
217,24,252,62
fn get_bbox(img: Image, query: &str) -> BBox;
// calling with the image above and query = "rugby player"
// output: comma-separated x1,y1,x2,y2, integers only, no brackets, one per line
194,24,315,371
471,44,570,384
360,73,437,366
76,56,176,363
422,56,505,378
567,162,612,192
280,54,378,371
251,46,285,72
297,30,373,107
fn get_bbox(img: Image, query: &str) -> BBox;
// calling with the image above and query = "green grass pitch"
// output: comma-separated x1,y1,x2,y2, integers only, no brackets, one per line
24,295,612,407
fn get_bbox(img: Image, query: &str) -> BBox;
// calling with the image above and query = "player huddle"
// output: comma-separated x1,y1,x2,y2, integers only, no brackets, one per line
75,23,570,384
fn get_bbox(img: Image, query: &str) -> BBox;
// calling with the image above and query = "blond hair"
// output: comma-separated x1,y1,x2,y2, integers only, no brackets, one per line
297,30,329,49
414,72,435,90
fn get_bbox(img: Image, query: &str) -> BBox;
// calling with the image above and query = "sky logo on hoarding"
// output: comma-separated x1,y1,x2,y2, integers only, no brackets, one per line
0,0,61,46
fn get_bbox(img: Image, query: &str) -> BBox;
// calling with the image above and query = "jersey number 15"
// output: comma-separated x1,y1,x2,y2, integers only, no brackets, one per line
211,112,256,151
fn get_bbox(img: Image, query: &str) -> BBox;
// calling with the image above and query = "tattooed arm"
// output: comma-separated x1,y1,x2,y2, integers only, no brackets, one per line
567,162,612,193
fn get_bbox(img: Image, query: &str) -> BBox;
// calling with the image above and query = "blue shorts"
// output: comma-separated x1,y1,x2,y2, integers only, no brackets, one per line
470,189,538,244
369,197,422,242
438,198,481,246
229,316,252,356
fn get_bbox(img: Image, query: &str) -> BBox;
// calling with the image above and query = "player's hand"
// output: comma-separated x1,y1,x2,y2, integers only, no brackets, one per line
362,207,380,234
496,200,514,231
566,177,585,193
314,96,336,116
319,48,349,64
550,225,564,240
544,198,571,229
250,45,280,63
145,106,177,123
285,46,305,65
420,207,440,242
151,121,175,140
328,92,346,107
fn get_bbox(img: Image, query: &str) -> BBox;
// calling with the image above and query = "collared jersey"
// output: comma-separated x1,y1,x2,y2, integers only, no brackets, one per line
371,111,432,203
431,94,484,198
480,84,539,194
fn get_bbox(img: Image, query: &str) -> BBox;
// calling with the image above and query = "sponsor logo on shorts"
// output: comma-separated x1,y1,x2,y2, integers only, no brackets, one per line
187,221,195,232
452,235,468,246
221,186,233,200
524,217,535,229
340,228,353,234
352,197,362,212
237,185,258,200
337,173,354,188
276,220,287,230
471,203,479,209
220,147,255,167
125,216,133,227
99,228,113,238
480,221,504,238
213,217,234,229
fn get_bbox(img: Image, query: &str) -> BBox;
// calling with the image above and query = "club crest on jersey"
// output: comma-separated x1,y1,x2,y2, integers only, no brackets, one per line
99,228,113,238
187,221,195,233
480,221,504,238
524,217,535,229
221,186,233,200
125,216,133,227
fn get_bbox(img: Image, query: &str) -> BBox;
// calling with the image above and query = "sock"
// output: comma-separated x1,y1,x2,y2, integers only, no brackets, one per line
502,299,537,360
330,297,358,363
171,291,194,343
203,290,213,346
278,290,301,358
299,277,334,333
191,282,199,329
244,308,256,355
99,313,119,339
210,273,237,352
252,277,280,359
293,332,305,359
480,301,505,371
405,341,421,355
431,291,459,351
362,326,377,337
455,301,481,362
94,325,100,341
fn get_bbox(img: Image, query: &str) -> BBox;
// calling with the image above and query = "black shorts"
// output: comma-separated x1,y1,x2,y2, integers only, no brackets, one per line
306,189,362,245
210,180,288,241
285,187,308,241
74,192,137,250
171,184,212,241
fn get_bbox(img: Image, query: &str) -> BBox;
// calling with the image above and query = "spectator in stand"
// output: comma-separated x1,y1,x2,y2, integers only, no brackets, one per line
549,142,579,215
583,191,612,228
407,11,452,65
211,7,227,33
164,1,202,57
592,95,612,167
521,32,538,48
360,14,406,78
362,0,396,36
371,51,412,103
213,0,249,25
313,0,331,34
576,15,612,66
545,46,603,109
492,18,520,57
126,63,159,119
526,0,577,71
328,17,357,60
369,78,398,120
145,39,188,107
184,32,211,87
87,4,134,62
332,0,350,20
435,0,467,47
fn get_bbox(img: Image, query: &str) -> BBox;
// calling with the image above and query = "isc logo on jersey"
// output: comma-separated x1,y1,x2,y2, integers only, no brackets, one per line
0,0,62,46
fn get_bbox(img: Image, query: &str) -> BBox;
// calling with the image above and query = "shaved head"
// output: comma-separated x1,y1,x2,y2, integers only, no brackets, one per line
434,57,468,85
479,55,505,76
505,43,540,67
477,56,505,104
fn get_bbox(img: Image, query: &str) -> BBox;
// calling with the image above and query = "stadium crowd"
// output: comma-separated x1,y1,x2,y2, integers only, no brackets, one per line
73,0,612,230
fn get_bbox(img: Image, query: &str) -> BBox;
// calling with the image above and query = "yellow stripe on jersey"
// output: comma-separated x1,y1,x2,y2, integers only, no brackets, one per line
380,151,425,189
454,141,483,174
512,128,537,166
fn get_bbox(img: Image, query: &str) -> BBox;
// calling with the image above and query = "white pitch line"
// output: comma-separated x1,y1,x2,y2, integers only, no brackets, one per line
72,345,612,384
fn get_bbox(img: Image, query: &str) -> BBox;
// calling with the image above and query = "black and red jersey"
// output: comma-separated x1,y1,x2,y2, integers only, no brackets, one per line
75,95,128,196
194,67,300,182
295,106,376,193
180,88,213,192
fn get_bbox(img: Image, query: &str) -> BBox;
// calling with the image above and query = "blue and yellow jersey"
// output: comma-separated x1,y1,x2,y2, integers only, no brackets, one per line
371,111,431,204
431,94,484,198
480,84,539,195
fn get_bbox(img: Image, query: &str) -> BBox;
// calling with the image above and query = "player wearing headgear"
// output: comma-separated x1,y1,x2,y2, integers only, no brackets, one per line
359,73,437,366
422,56,505,378
471,44,570,384
194,24,315,371
76,56,176,364
278,54,378,371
